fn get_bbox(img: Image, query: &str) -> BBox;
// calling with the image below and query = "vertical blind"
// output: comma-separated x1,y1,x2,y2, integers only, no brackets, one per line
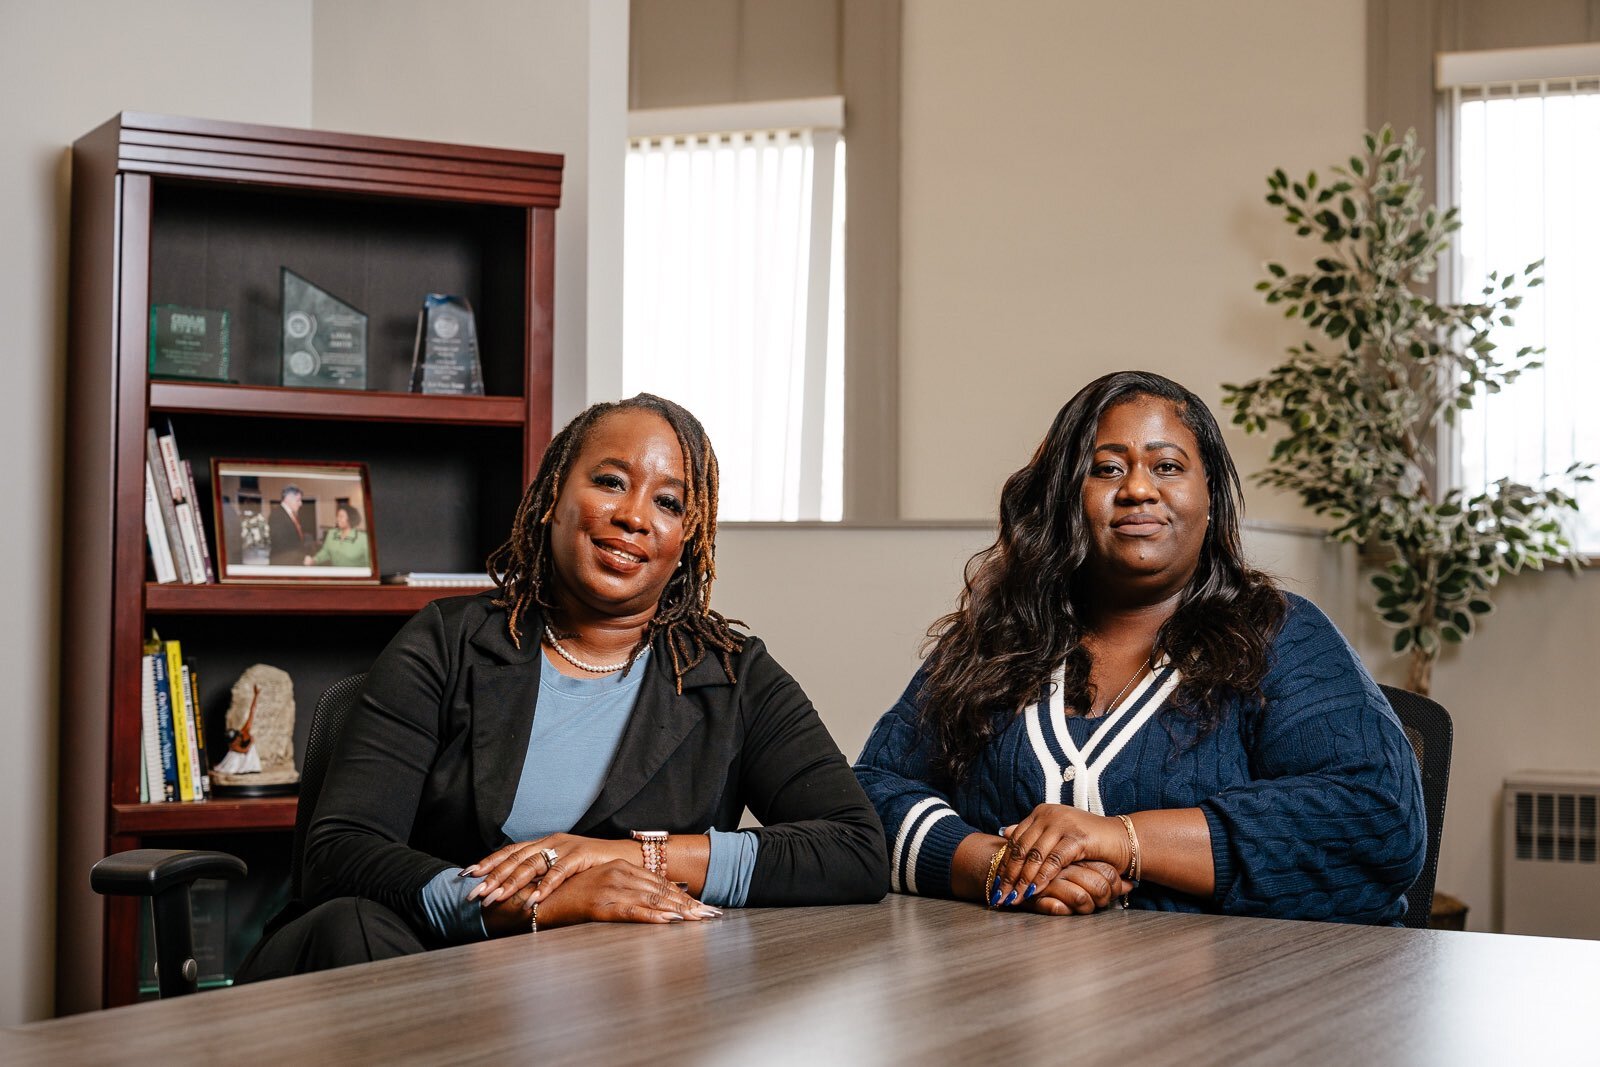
1444,55,1600,553
623,124,845,522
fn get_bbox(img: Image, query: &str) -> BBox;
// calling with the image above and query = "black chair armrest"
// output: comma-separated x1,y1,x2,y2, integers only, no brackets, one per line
91,849,247,897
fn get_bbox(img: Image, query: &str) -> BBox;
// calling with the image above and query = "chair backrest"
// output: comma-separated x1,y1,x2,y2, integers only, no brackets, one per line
288,672,368,900
1380,683,1454,929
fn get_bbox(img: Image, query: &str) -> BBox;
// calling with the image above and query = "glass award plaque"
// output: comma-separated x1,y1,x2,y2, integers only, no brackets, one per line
280,269,368,390
409,294,485,395
149,305,231,381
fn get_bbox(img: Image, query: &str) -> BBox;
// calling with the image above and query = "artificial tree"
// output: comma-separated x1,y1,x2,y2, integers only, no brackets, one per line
1224,126,1589,694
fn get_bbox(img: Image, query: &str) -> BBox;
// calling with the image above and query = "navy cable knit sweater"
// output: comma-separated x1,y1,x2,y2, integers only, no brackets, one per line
853,593,1426,924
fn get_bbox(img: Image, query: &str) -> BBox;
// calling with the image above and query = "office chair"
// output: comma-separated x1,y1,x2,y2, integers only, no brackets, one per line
1379,683,1454,929
90,672,368,997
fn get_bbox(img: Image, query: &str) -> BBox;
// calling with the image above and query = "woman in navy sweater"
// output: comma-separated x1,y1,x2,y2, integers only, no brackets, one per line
855,371,1425,923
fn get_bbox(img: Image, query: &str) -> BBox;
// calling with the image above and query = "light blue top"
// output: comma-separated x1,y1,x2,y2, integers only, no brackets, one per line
420,649,759,941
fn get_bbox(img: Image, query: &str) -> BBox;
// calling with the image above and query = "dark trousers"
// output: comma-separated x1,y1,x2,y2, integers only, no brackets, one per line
234,897,428,982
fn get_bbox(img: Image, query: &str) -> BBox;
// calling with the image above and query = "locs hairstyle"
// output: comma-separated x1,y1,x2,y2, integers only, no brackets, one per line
486,393,743,691
917,370,1286,784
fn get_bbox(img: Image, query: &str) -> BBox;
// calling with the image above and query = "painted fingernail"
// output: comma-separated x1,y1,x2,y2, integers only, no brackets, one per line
466,884,484,901
1004,890,1018,906
693,906,723,918
485,887,505,905
664,913,686,922
1024,884,1038,900
989,887,1003,907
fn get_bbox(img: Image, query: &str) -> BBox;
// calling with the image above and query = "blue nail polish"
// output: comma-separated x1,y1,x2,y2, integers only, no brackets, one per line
1024,884,1037,900
990,888,1003,907
1004,890,1018,906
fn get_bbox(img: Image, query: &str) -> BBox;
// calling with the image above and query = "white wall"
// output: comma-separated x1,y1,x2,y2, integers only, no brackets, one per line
898,0,1366,524
0,0,315,1026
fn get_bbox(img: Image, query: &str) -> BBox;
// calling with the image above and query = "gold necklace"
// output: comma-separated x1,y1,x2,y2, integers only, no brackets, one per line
1090,653,1154,717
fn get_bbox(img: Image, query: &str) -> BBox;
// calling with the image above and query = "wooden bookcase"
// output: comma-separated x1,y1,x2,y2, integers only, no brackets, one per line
58,113,561,1012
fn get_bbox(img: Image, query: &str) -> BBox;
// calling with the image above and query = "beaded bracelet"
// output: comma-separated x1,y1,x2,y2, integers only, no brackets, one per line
529,900,539,934
983,845,1008,907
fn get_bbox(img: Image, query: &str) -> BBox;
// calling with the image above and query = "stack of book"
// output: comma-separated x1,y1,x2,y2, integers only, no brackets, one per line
143,421,214,584
139,635,212,803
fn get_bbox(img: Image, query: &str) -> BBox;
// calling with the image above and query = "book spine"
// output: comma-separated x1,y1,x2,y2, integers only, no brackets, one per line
157,433,184,506
143,467,178,584
147,649,179,802
146,429,192,583
160,431,207,584
163,640,195,802
174,501,207,585
139,653,164,801
138,724,149,803
179,665,207,800
188,662,213,793
182,460,216,583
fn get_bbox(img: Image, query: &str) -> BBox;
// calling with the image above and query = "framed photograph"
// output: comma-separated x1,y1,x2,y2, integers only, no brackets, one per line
211,459,378,582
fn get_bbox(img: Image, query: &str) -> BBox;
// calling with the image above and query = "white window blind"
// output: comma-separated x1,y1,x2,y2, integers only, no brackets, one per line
623,100,845,522
1443,48,1600,553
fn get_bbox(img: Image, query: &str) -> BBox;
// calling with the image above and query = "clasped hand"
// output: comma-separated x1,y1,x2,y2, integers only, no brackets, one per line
465,834,719,935
992,803,1133,910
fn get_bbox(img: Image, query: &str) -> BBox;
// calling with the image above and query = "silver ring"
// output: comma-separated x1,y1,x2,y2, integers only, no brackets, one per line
539,847,559,868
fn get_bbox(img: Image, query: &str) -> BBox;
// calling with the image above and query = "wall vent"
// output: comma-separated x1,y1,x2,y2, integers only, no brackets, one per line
1503,771,1600,939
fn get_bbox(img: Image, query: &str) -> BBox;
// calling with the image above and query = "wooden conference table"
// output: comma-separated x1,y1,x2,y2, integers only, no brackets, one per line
6,894,1597,1064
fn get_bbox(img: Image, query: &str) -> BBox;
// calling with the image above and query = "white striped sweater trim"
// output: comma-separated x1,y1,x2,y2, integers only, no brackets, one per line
890,796,957,893
1033,663,1182,815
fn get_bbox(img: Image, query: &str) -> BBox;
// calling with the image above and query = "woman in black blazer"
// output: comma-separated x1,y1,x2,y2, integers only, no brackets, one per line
239,395,888,979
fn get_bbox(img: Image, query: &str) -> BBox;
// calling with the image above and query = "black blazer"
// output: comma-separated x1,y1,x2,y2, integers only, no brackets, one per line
303,592,889,932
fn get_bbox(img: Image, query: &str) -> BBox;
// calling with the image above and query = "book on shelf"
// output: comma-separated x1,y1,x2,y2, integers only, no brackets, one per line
144,635,215,803
156,422,212,584
139,654,167,802
143,465,178,584
145,428,192,583
179,664,210,800
181,460,216,583
382,571,498,588
144,643,180,802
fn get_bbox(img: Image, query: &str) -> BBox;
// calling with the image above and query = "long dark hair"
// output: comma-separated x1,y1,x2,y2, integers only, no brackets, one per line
918,371,1285,783
486,393,744,690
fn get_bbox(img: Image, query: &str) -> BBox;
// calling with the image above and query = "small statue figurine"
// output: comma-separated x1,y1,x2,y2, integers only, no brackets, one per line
211,663,299,793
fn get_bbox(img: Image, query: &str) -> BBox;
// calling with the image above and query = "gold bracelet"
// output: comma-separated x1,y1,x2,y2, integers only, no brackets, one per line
529,900,539,934
983,845,1008,907
1115,813,1141,882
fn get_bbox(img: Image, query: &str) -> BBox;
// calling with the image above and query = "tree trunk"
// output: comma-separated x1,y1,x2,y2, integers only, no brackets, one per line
1406,645,1435,695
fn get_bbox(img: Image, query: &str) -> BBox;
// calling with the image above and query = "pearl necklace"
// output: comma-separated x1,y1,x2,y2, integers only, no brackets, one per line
542,624,634,674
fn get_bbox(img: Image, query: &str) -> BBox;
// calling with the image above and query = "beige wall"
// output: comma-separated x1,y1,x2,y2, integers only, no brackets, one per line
312,0,628,426
0,0,316,1025
898,0,1366,523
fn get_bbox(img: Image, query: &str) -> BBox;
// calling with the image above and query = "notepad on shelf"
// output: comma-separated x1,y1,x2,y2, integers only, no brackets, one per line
382,572,498,588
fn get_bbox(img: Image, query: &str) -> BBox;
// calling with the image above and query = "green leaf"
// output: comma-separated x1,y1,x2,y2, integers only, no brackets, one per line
1393,629,1412,654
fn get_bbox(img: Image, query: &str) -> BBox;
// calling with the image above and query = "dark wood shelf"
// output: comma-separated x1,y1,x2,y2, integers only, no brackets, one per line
112,797,298,835
62,110,559,1013
150,381,527,426
145,582,492,615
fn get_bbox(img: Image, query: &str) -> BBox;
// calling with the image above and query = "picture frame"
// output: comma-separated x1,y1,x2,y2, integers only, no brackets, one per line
210,459,379,582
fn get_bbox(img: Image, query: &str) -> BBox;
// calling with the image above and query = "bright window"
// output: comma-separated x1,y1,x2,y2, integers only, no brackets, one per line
1443,48,1600,552
623,100,845,521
